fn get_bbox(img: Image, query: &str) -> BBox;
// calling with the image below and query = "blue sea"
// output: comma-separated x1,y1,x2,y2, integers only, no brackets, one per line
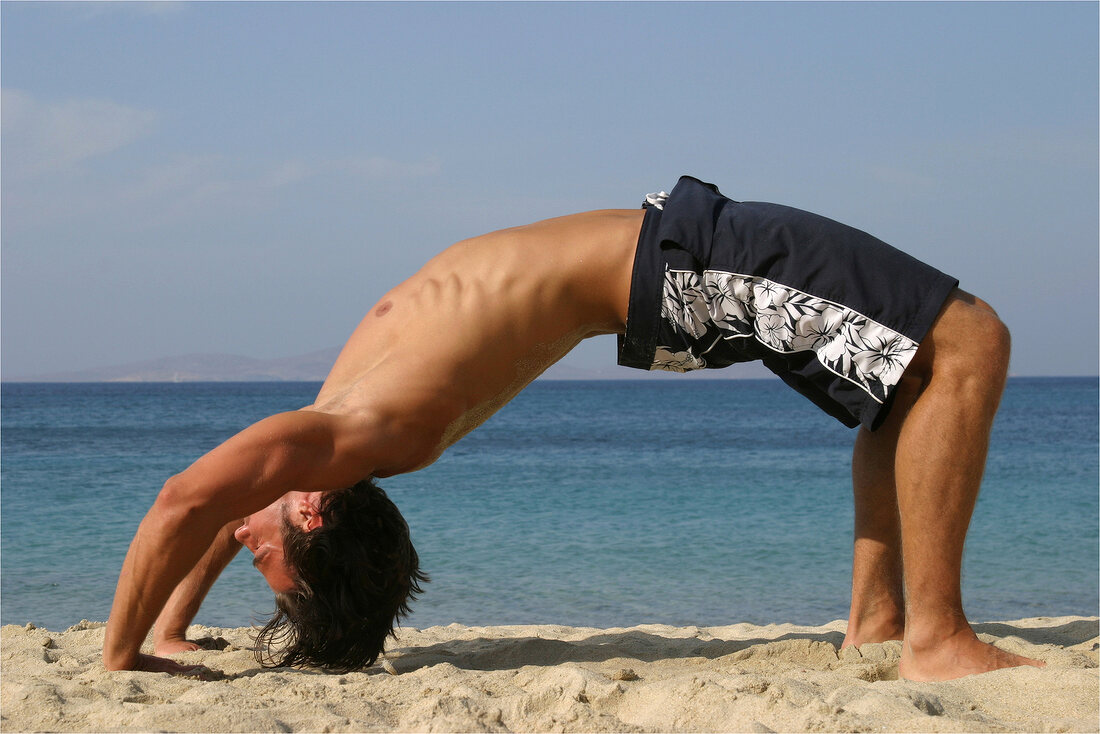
2,378,1097,633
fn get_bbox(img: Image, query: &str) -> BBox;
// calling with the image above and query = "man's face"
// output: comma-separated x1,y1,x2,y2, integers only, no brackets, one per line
234,499,297,594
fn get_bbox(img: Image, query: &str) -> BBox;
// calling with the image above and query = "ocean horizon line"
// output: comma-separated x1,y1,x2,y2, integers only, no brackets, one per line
2,374,1097,384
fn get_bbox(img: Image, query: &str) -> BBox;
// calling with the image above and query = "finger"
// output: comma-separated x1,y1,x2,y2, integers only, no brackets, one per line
193,636,230,651
154,641,200,655
182,665,226,682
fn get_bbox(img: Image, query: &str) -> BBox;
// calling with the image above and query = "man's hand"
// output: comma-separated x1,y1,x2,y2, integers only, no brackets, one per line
131,653,222,680
154,636,230,656
155,639,201,655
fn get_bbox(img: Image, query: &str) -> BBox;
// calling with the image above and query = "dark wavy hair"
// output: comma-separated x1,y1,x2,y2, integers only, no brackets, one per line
253,478,428,672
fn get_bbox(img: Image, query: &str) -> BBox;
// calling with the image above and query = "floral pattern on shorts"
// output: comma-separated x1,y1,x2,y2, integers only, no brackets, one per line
657,268,918,403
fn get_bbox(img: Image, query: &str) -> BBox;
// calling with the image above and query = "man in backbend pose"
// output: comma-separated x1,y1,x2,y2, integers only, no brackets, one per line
103,176,1044,681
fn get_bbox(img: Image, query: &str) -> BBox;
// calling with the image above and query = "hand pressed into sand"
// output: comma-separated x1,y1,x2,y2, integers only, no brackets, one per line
131,652,222,681
154,635,230,657
155,639,203,655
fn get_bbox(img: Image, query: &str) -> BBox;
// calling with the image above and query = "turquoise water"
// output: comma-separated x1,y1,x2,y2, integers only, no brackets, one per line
2,378,1096,632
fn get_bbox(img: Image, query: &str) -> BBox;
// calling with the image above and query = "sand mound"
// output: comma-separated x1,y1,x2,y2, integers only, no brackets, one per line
2,617,1096,732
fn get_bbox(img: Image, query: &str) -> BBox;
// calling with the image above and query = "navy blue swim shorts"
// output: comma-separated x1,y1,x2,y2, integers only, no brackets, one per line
617,176,959,430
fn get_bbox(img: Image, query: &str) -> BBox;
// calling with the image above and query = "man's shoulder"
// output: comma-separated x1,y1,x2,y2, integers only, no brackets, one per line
304,387,461,478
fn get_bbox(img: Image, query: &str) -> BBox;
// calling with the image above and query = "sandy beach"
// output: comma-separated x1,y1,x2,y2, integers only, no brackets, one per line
2,616,1096,733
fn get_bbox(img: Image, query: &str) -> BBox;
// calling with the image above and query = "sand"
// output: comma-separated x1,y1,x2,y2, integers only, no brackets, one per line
2,616,1096,733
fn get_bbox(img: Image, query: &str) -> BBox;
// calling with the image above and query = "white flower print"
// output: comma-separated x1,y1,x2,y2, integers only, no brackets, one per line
851,324,916,389
756,310,793,349
661,270,710,338
653,268,919,401
660,275,685,329
703,272,752,334
819,330,850,364
752,279,788,309
791,305,844,352
652,346,706,372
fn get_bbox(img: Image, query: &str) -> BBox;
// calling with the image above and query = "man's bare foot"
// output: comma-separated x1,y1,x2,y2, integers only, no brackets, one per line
842,615,905,649
899,628,1045,681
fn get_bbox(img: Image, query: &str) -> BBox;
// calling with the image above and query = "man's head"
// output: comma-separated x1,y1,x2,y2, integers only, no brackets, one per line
247,478,428,672
233,491,322,593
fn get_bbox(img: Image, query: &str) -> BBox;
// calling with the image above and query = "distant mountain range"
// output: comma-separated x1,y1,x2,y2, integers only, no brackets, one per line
5,348,345,383
5,348,771,382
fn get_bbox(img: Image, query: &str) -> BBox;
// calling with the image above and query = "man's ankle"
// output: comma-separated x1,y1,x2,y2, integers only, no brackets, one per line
902,610,973,653
844,607,905,647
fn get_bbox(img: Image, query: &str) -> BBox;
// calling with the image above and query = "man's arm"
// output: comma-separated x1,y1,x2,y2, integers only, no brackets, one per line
103,410,381,672
152,518,242,655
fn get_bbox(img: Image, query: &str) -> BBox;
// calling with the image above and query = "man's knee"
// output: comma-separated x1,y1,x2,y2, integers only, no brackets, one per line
978,303,1011,377
931,291,1012,390
957,294,1010,375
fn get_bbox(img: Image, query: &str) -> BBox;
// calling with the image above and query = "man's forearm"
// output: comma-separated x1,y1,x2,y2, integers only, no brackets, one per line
103,480,226,670
153,519,242,649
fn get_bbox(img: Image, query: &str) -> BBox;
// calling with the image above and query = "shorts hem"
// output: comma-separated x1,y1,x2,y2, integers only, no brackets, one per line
617,205,664,370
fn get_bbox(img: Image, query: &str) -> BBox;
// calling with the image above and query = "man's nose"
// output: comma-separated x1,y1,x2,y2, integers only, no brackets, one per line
233,523,249,545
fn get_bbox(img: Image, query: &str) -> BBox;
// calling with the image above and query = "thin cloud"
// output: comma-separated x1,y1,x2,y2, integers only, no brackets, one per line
1,88,157,178
968,128,1098,169
55,1,187,21
338,156,443,181
3,144,444,237
1,90,442,236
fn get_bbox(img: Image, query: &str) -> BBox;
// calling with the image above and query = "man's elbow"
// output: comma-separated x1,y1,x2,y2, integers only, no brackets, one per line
151,474,217,528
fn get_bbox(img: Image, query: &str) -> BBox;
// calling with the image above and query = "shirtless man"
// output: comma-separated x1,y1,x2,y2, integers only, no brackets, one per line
102,176,1044,682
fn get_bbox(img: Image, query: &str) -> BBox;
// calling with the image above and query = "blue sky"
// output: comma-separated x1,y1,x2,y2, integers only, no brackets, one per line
3,1,1097,377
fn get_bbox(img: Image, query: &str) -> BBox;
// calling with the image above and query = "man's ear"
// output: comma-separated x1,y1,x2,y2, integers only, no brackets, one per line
293,495,324,532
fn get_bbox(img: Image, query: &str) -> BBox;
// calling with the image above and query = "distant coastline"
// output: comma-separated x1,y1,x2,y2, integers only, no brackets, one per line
2,348,777,383
1,347,344,383
4,348,1094,383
